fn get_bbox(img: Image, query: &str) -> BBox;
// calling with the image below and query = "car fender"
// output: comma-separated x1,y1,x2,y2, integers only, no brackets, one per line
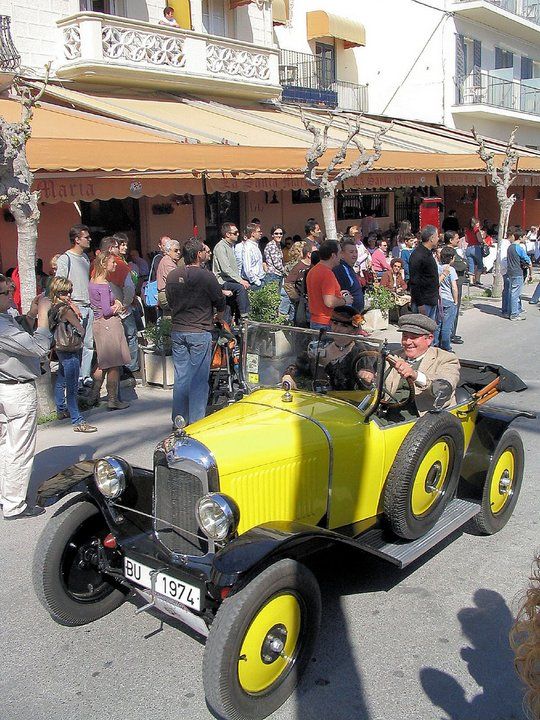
458,404,535,498
210,520,374,589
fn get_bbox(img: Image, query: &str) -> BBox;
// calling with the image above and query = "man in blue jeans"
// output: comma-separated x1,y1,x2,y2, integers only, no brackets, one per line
434,246,459,351
165,238,226,425
505,230,532,321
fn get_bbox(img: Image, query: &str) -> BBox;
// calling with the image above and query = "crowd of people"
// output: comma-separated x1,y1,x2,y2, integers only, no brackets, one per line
0,212,539,519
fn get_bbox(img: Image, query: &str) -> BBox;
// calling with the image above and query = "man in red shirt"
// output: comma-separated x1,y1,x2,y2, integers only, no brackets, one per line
306,240,352,330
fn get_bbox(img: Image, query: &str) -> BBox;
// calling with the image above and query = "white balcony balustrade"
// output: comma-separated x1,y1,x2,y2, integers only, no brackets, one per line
56,12,281,100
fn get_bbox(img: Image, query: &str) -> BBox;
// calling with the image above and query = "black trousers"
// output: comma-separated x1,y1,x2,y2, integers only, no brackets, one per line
222,281,250,317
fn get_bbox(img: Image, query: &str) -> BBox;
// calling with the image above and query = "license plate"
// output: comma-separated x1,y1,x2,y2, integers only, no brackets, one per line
124,557,201,611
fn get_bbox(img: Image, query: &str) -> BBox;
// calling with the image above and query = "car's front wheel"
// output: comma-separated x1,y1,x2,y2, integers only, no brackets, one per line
32,500,127,626
203,559,321,720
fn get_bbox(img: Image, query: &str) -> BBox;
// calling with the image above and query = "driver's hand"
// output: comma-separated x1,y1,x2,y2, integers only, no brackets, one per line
388,354,417,381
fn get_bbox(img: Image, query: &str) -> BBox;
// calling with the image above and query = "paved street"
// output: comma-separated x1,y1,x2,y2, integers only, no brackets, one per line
1,285,539,720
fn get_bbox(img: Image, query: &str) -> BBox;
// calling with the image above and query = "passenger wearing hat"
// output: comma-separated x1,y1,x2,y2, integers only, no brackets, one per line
384,313,460,415
282,306,369,391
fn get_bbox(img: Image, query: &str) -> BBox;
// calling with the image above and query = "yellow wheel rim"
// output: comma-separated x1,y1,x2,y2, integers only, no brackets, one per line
238,593,301,694
411,440,451,517
489,449,515,514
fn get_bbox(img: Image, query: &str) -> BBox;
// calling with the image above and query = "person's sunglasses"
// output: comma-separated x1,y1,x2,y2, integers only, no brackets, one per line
273,232,284,236
59,290,72,295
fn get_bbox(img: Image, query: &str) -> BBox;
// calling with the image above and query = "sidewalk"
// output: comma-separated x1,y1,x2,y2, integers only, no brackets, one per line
31,385,173,502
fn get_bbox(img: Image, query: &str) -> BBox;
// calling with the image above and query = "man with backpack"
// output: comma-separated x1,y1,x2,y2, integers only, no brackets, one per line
55,224,93,388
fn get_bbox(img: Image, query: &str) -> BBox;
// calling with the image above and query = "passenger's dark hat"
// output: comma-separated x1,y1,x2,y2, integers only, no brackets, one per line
397,313,437,335
331,305,364,328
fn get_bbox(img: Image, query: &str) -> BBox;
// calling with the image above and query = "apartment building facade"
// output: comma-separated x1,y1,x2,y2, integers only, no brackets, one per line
0,0,539,268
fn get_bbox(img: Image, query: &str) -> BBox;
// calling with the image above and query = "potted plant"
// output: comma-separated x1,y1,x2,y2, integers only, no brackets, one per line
248,281,291,357
363,285,396,331
140,318,174,388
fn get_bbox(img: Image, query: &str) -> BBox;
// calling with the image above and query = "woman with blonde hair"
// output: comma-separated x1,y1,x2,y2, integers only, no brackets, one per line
88,252,131,411
511,555,540,719
48,277,97,433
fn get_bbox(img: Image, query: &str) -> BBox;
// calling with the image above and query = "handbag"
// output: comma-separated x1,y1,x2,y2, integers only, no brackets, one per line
142,254,160,307
481,243,490,258
54,320,83,352
50,304,83,352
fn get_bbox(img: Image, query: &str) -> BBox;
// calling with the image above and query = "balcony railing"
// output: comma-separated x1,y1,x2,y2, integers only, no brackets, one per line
279,49,368,112
0,16,20,71
454,0,540,26
456,69,540,115
56,12,280,100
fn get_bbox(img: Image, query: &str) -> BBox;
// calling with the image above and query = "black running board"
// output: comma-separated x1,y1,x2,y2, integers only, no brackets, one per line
353,499,481,569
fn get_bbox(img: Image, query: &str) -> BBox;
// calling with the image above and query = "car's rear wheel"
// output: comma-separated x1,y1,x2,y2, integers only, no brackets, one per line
203,559,321,720
472,429,524,535
383,412,464,540
32,500,127,626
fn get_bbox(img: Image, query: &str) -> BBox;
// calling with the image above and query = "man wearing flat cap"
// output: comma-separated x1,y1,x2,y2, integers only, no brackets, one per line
384,313,460,414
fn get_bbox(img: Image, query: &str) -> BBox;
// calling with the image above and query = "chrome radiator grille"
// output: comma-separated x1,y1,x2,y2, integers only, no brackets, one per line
154,461,208,556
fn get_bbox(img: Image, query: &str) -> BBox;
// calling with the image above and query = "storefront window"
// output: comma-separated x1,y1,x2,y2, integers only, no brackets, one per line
205,192,239,248
292,189,320,204
80,197,140,252
337,192,389,221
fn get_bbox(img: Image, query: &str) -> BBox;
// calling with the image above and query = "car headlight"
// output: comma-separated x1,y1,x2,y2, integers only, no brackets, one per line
94,456,130,499
196,493,239,541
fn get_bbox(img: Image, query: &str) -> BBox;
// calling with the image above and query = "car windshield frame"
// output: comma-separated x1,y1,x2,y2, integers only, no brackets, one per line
241,321,386,419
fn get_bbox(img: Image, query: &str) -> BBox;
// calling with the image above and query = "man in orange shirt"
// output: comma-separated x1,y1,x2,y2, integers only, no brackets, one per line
306,240,353,330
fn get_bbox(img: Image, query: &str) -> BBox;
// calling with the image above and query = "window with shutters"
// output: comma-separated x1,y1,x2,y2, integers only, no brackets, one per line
495,48,513,70
79,0,125,13
521,57,533,81
202,0,229,36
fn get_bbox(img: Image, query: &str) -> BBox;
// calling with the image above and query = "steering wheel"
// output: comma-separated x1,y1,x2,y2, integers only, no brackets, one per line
379,364,415,410
353,350,415,410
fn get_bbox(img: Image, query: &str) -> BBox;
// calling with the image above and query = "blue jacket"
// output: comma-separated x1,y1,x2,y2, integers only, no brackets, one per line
333,261,364,312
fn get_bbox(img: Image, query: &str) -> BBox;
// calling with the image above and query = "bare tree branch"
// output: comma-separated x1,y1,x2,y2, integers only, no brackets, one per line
472,125,520,299
301,112,393,240
0,64,51,311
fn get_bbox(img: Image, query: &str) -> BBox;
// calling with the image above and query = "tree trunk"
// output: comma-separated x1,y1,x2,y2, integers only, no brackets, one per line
35,366,56,418
11,199,38,312
491,199,515,300
320,189,337,241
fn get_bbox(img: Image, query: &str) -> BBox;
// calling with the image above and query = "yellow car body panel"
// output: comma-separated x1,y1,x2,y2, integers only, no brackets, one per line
188,392,330,533
187,388,479,535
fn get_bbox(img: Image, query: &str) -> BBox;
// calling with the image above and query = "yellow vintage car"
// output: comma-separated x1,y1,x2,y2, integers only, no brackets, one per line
33,322,530,720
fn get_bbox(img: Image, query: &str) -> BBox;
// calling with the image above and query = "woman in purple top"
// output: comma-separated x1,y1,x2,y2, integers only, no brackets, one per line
88,252,131,410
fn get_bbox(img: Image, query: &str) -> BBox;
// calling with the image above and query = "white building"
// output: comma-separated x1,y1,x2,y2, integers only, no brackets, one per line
0,0,539,267
2,1,539,142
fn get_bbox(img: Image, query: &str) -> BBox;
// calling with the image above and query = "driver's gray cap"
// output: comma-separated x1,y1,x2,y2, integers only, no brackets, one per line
397,313,437,335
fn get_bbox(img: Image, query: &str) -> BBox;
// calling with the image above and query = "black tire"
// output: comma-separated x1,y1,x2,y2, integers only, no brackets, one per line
383,412,465,540
472,428,524,535
32,500,127,626
203,559,321,720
